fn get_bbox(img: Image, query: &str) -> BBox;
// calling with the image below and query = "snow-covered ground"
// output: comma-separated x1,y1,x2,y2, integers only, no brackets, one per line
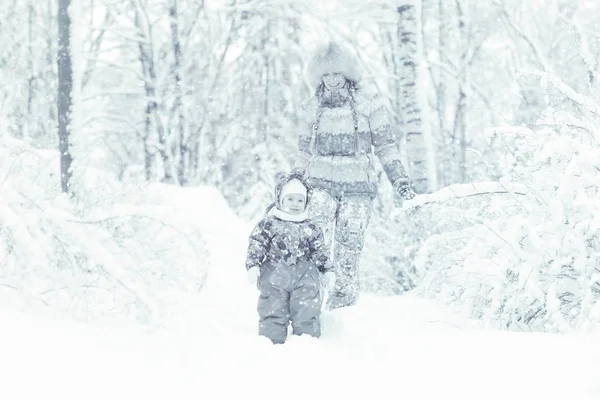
2,183,600,400
2,291,600,400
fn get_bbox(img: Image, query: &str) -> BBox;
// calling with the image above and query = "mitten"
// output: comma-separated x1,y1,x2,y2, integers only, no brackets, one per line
247,266,260,286
393,179,416,207
323,271,336,292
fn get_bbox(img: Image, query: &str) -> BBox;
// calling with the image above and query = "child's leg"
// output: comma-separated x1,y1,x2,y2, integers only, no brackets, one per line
289,262,322,338
257,265,291,344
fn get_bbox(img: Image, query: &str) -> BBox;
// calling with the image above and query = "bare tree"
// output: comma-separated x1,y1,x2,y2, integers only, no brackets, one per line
451,0,468,184
81,1,111,89
57,0,73,193
169,0,188,185
133,1,175,184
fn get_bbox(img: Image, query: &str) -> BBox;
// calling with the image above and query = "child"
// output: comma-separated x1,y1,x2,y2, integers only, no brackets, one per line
245,171,336,344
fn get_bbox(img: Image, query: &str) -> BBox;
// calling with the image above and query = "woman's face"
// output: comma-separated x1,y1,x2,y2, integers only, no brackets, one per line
322,72,345,92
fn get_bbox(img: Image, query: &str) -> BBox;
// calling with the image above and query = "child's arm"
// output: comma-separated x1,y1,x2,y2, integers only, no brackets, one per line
246,218,272,270
308,223,332,273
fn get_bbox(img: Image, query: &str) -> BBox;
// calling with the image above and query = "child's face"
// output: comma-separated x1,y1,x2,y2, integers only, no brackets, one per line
281,193,306,214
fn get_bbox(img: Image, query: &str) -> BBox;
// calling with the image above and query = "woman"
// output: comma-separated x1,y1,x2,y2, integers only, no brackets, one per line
293,41,416,310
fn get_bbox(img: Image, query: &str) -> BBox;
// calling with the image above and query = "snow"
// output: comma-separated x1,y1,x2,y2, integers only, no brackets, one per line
393,180,529,215
2,293,600,399
2,179,600,400
5,3,600,398
406,128,600,333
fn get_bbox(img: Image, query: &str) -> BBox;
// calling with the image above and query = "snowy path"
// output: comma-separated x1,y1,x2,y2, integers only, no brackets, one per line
3,292,600,400
2,190,600,399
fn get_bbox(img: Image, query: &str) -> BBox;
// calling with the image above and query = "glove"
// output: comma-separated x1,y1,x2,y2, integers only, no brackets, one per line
393,179,416,207
247,266,260,286
397,180,416,200
322,271,336,292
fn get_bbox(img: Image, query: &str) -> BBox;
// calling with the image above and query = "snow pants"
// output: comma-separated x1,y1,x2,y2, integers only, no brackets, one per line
307,189,373,310
257,260,322,344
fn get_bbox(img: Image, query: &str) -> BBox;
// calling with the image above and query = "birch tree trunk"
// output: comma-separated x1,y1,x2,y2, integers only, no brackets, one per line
397,0,433,193
57,0,73,193
21,2,35,140
436,0,447,140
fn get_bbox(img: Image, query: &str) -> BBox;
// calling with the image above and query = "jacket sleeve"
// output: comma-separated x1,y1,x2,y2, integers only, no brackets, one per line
293,99,315,172
369,97,410,187
308,222,331,273
245,218,272,270
295,130,312,171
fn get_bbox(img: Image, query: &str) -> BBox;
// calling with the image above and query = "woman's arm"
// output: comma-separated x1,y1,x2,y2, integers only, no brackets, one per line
369,98,410,188
293,98,316,174
294,130,312,173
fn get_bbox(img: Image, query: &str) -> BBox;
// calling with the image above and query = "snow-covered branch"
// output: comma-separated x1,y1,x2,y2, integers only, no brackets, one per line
522,69,599,115
393,181,528,218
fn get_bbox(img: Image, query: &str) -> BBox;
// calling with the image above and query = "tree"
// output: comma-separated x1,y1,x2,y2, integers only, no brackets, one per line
169,0,187,185
0,0,58,147
216,1,306,216
395,0,434,194
57,0,73,193
80,0,209,185
450,0,469,184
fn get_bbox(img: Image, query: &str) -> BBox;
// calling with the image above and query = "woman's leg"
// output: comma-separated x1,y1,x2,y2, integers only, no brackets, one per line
306,189,338,260
327,194,373,309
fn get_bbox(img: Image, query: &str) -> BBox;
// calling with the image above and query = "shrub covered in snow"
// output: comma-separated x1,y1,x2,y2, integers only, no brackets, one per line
0,137,210,327
405,127,600,333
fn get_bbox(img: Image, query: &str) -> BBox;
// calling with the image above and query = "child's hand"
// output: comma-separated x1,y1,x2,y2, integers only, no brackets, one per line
247,267,260,287
323,271,336,292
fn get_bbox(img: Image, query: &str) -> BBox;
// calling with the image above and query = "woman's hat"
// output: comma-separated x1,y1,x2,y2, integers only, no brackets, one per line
305,41,363,88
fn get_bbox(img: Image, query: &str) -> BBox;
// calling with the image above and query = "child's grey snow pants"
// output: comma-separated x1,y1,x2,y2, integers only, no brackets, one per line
257,260,322,344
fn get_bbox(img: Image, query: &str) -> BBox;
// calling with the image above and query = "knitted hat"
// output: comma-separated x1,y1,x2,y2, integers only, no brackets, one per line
305,41,363,88
279,178,307,203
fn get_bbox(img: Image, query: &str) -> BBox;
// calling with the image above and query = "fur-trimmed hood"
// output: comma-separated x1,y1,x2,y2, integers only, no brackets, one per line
264,171,314,214
273,171,313,205
305,42,363,88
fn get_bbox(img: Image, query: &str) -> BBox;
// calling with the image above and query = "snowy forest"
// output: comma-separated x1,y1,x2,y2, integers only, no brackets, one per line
2,0,600,341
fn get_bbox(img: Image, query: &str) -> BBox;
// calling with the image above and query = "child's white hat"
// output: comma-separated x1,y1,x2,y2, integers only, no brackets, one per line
279,178,307,202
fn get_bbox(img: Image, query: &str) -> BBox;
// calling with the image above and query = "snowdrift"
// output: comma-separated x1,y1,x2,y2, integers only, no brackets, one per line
1,292,599,400
397,128,600,333
0,137,212,327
